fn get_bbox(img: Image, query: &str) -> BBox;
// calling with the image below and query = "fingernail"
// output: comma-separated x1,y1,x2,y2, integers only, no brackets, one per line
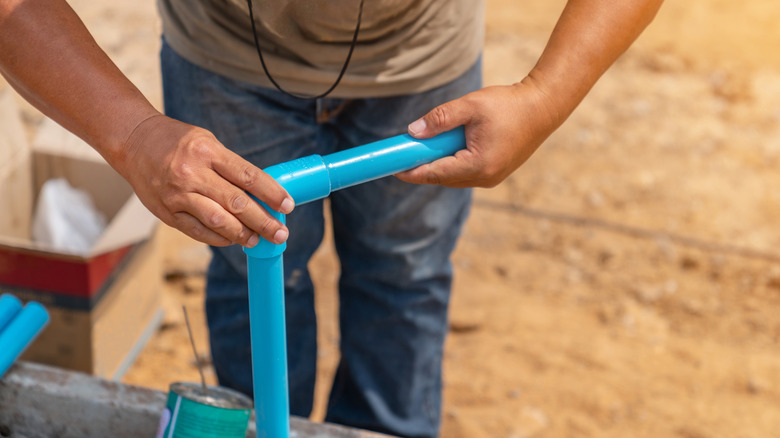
408,118,426,136
273,228,288,244
246,234,259,247
280,197,294,214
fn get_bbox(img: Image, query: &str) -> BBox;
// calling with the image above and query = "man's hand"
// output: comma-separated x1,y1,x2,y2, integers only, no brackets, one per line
120,115,293,247
398,79,559,188
399,0,663,188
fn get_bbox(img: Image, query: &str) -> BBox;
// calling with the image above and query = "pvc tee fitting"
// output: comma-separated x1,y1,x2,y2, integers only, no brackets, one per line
242,127,466,438
244,127,465,257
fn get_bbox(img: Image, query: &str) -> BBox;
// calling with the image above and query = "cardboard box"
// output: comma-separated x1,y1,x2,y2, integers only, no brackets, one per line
0,88,158,298
8,231,164,379
0,88,163,379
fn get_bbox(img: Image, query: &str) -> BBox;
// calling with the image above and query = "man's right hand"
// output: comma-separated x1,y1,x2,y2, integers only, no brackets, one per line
119,114,293,248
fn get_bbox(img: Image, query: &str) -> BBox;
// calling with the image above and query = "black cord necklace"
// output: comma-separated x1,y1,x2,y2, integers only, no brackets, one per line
246,0,365,100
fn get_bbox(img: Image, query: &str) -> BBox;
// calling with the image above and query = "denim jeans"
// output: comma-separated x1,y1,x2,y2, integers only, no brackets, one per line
161,39,480,438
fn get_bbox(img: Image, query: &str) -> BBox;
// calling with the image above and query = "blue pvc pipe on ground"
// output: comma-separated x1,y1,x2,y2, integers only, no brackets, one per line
0,301,49,379
0,294,22,333
244,128,466,437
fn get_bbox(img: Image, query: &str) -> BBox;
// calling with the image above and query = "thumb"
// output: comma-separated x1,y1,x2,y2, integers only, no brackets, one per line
408,98,471,139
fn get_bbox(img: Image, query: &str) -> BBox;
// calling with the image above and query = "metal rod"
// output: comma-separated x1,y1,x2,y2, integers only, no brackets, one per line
182,305,208,394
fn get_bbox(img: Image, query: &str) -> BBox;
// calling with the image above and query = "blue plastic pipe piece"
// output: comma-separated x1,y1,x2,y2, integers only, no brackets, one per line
245,206,289,438
0,301,50,379
247,254,289,438
259,126,466,207
243,128,466,438
0,294,23,333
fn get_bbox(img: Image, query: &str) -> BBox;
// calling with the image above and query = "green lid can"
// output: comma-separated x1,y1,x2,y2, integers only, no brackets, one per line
156,382,253,438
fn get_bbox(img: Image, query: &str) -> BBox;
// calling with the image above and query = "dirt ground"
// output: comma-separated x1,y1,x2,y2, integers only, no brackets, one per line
46,0,780,437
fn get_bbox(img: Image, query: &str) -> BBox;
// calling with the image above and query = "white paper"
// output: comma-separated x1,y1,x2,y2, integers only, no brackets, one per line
32,178,107,255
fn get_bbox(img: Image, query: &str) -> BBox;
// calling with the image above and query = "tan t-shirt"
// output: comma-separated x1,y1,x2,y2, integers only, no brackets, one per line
158,0,484,98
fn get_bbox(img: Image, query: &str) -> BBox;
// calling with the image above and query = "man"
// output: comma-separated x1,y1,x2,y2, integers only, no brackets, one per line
0,0,662,436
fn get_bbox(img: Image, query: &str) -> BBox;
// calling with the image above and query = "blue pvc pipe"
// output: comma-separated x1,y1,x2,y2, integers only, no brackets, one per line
0,301,50,379
247,253,289,438
246,206,289,438
259,126,466,207
0,294,22,333
243,128,466,437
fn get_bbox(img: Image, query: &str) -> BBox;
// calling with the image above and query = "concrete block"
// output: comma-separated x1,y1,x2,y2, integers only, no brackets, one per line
0,361,394,438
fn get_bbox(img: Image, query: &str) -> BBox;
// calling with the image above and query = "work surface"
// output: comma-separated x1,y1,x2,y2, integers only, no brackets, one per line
9,0,780,437
0,362,392,438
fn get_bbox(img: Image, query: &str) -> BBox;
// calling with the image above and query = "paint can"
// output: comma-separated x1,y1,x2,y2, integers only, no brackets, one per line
156,382,253,438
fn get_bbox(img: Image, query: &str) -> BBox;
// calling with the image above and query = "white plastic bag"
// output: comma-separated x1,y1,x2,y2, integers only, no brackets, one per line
32,178,107,255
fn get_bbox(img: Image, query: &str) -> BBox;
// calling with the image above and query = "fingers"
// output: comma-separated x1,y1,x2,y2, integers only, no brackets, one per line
402,92,488,186
207,150,294,246
145,193,234,248
408,95,474,139
395,148,481,188
195,172,290,246
170,211,233,247
212,149,295,216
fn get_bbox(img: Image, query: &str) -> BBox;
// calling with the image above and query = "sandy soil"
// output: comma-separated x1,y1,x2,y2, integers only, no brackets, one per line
44,0,780,436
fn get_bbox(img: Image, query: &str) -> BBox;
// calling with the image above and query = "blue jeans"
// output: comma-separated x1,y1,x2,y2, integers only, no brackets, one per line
161,40,480,438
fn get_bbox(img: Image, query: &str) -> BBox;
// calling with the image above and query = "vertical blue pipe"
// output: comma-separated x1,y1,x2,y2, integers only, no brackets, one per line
0,294,22,332
244,206,289,438
0,301,49,379
244,128,466,437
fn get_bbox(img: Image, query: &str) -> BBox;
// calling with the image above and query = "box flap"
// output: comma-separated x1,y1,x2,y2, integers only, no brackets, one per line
32,117,104,162
0,89,33,241
91,194,159,255
0,88,29,167
0,157,34,241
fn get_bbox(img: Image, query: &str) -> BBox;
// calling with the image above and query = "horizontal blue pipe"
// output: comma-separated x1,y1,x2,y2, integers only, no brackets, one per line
262,126,466,207
0,294,22,333
0,301,49,379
